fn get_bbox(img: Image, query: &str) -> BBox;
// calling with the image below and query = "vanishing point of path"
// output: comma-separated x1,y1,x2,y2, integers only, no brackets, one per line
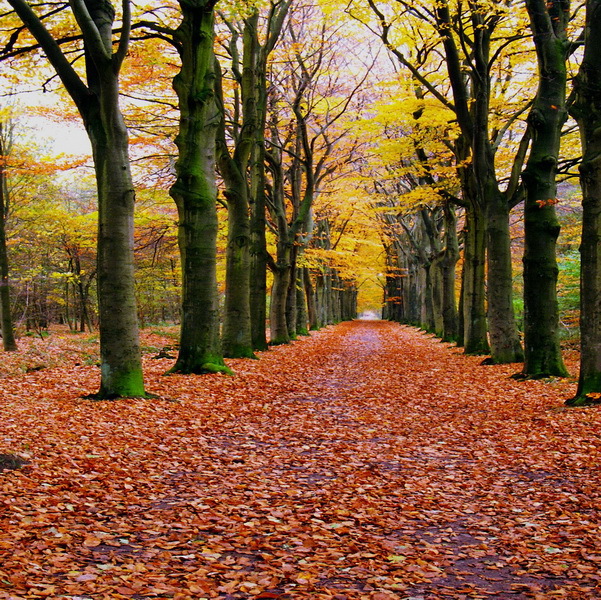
1,320,600,599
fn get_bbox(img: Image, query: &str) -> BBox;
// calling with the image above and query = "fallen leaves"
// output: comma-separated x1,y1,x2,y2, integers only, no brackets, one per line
0,321,599,598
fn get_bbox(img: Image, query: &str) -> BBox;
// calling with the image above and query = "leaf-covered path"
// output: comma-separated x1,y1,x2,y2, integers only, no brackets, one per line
2,320,601,599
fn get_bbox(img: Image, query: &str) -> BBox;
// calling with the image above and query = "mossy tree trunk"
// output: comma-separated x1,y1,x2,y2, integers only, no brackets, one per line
567,0,601,404
91,116,145,396
520,0,570,378
167,0,228,375
8,0,147,397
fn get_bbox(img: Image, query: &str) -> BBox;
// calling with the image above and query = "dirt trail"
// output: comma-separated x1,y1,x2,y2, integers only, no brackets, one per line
1,320,600,599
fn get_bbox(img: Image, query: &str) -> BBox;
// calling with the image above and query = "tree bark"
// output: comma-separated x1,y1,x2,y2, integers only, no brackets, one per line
296,267,309,335
304,266,318,330
485,189,524,363
220,181,254,357
462,206,489,354
270,262,292,345
285,245,299,338
92,122,145,396
439,203,459,342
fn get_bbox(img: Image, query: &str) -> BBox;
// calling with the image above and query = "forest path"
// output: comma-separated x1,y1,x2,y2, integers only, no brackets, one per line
1,320,600,600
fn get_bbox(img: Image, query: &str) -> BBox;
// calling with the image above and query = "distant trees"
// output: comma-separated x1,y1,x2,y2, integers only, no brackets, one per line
360,0,529,363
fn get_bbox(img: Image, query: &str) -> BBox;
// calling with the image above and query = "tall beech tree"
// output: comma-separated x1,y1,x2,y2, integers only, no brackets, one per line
567,0,601,405
166,0,228,374
519,0,570,378
216,12,258,360
6,0,146,397
246,0,292,350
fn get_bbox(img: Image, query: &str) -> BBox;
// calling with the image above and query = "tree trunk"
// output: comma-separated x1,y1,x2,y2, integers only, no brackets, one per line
485,190,524,363
296,267,309,335
285,246,299,338
0,125,17,351
520,0,569,377
462,205,489,354
221,189,254,357
92,129,145,396
440,203,459,342
247,20,268,349
270,262,292,345
304,267,318,330
567,0,601,404
249,142,269,350
167,0,228,375
422,264,435,332
431,261,444,336
82,0,146,397
571,158,601,402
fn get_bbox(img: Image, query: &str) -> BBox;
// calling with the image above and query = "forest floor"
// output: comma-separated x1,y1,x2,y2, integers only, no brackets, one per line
1,320,601,600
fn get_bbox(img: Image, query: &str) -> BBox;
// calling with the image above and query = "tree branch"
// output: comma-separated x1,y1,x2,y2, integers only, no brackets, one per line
5,0,90,111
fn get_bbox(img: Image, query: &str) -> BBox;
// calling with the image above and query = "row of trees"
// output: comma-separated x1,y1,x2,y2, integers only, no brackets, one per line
352,0,601,405
1,0,601,405
0,0,373,397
